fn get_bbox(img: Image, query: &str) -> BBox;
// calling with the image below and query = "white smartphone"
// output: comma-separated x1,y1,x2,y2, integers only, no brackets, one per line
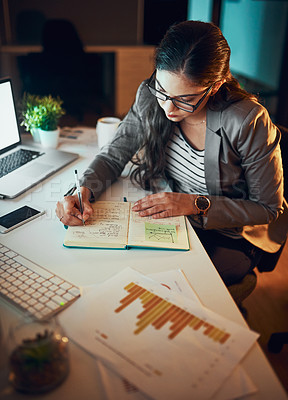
0,205,45,233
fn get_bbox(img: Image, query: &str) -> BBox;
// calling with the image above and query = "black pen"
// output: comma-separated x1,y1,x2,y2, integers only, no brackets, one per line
74,169,85,225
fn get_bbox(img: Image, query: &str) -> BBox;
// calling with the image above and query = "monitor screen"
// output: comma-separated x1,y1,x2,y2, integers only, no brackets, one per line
0,79,21,153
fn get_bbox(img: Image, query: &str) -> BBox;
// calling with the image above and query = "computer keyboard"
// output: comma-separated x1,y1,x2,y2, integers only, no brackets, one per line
0,243,80,320
0,148,43,178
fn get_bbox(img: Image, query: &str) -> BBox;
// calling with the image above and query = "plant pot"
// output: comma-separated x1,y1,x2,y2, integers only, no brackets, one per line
38,129,60,149
8,317,69,394
30,128,41,143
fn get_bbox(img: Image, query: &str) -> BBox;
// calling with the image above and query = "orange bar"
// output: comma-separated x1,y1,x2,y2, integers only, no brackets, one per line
219,332,231,344
152,305,177,329
188,316,199,328
170,310,190,331
170,308,186,323
101,333,108,339
193,319,204,330
140,291,154,303
124,282,136,291
169,314,194,339
170,310,190,329
143,294,162,309
137,297,162,318
136,300,168,327
127,284,144,295
203,323,215,335
119,285,143,306
208,327,220,340
134,301,171,335
162,308,183,326
115,287,146,313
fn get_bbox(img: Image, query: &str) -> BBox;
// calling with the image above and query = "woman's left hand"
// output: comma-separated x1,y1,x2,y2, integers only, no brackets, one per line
132,192,198,218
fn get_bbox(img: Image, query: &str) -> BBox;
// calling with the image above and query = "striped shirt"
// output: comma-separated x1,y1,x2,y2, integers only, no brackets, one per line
165,125,208,195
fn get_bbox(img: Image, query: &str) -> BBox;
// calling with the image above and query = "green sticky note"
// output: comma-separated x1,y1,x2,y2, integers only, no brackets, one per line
145,223,177,243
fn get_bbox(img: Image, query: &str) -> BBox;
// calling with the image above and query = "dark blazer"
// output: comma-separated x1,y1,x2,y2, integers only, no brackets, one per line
81,81,287,253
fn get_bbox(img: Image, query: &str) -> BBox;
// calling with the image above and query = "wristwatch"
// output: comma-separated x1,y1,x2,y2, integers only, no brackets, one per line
195,195,211,215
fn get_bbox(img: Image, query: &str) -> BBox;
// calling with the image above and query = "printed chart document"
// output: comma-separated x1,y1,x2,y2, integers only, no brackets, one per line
60,268,259,400
79,269,257,400
63,201,190,250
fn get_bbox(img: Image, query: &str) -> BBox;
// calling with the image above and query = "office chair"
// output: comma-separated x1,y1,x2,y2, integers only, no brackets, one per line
228,124,288,316
267,332,288,353
18,19,111,121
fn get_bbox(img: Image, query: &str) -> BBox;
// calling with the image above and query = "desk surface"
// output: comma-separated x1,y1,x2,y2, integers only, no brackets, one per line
0,128,287,400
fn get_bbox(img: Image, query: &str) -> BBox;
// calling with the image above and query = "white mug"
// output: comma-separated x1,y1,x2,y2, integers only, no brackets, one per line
96,117,121,149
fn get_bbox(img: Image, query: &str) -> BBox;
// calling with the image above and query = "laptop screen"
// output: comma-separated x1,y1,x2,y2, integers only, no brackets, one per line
0,79,21,154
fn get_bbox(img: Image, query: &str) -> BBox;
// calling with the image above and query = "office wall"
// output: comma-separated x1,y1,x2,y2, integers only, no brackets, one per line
221,0,287,89
6,0,188,46
188,0,288,90
7,0,139,45
187,0,212,22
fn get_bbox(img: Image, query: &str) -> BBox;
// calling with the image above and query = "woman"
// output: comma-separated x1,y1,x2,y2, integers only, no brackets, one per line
56,20,285,286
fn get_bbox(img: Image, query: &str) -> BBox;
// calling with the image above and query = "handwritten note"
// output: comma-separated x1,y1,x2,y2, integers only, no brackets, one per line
64,201,130,248
64,201,189,250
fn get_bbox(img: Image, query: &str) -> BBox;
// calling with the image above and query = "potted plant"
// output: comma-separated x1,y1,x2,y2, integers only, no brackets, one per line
21,94,65,148
20,94,42,142
8,318,70,394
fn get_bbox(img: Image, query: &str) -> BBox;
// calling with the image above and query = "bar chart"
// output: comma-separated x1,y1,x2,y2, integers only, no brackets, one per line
115,282,231,343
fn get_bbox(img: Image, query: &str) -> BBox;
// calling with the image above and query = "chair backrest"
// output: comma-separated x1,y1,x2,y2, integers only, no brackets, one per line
42,19,84,54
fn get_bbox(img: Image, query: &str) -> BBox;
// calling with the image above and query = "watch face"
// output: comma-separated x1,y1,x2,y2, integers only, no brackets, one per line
196,196,210,211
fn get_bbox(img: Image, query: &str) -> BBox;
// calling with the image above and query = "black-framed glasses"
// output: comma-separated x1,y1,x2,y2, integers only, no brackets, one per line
146,71,213,113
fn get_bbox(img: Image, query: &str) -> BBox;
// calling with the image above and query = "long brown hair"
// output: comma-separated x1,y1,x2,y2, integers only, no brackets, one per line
131,20,258,191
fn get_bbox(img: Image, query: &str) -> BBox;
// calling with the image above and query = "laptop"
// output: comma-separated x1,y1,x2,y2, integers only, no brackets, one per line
0,78,78,199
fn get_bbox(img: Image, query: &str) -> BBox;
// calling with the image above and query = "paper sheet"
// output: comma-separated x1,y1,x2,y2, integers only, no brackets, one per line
127,210,189,250
64,201,129,248
94,359,257,400
79,269,257,400
60,268,259,400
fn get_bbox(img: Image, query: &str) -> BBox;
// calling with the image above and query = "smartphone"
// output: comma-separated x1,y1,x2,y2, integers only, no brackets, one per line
0,205,45,233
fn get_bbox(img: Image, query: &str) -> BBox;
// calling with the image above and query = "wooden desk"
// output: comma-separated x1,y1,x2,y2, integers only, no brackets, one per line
0,45,155,117
0,130,287,399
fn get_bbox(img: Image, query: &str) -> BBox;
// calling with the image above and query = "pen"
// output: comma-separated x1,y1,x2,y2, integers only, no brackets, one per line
74,169,85,225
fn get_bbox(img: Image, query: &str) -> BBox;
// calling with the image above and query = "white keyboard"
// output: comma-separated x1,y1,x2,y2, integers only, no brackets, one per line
0,243,80,320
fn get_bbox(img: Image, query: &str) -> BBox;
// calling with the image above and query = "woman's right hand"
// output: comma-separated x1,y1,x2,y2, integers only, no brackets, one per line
55,186,93,226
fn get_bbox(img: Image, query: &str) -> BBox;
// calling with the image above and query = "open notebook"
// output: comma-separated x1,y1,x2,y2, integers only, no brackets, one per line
63,201,190,251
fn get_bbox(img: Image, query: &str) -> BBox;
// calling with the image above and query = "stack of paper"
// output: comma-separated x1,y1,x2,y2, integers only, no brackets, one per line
59,268,259,400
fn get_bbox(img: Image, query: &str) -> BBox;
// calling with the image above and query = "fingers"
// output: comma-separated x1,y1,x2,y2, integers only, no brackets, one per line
132,192,197,218
137,204,173,218
55,195,93,226
132,193,171,211
132,193,175,218
73,201,93,222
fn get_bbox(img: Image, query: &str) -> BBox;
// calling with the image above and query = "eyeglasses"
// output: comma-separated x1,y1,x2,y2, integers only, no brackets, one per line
146,71,213,113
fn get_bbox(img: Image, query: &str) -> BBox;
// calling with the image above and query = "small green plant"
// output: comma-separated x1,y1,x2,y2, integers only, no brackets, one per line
9,329,69,393
21,94,65,132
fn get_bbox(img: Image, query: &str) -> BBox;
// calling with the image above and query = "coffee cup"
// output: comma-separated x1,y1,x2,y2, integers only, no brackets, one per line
96,117,121,149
